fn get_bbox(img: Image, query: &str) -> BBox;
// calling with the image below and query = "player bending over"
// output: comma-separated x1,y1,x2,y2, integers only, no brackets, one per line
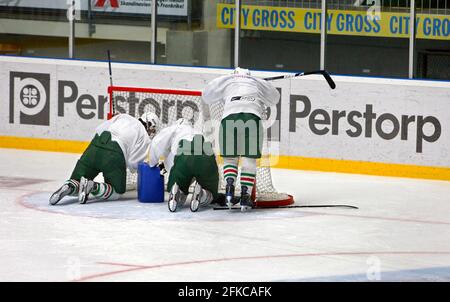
49,112,160,205
202,67,280,211
148,118,219,212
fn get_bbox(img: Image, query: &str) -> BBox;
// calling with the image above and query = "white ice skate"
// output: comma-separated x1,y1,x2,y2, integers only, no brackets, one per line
190,185,201,212
190,183,213,212
168,183,186,212
78,176,95,204
49,184,72,205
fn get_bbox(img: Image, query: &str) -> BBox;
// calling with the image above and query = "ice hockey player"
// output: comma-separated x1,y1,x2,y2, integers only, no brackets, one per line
202,67,280,211
49,112,160,205
148,118,219,212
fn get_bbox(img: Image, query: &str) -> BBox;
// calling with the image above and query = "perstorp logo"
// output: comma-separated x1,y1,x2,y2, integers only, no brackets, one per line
289,94,441,153
9,72,50,126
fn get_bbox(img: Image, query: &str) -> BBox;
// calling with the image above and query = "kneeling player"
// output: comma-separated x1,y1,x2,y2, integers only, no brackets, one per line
148,118,219,212
49,112,160,205
202,67,280,211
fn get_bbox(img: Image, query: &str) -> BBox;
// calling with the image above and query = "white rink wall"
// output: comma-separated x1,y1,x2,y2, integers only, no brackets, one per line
0,56,449,177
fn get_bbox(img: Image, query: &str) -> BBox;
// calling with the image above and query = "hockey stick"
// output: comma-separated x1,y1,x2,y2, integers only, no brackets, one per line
107,50,115,118
107,50,114,87
213,204,358,210
264,70,336,90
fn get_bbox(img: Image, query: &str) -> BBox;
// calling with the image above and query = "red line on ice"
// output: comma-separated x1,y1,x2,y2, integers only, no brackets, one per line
74,251,450,282
15,191,450,225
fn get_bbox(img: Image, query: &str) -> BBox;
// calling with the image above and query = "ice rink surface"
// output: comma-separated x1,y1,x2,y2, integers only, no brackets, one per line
0,148,449,282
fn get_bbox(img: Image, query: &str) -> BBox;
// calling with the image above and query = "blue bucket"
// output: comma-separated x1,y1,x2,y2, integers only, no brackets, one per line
137,162,165,203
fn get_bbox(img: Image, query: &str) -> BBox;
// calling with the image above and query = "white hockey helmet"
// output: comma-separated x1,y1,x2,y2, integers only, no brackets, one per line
139,111,160,136
232,67,251,76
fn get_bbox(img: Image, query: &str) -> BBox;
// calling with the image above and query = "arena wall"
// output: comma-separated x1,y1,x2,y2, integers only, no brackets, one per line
1,56,449,180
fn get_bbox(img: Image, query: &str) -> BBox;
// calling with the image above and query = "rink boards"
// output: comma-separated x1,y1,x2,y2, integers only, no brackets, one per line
0,56,449,180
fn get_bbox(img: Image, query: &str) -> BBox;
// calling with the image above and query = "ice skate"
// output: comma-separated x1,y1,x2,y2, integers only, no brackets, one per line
190,183,202,212
190,183,213,212
225,178,237,209
49,184,72,205
78,176,95,204
168,183,186,212
239,186,253,212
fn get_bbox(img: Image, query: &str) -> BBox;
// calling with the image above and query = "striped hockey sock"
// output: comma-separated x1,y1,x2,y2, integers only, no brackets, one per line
240,172,256,196
65,179,80,196
223,164,238,184
91,182,115,200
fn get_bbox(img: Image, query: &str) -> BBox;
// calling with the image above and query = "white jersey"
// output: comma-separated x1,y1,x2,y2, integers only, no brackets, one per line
95,114,150,172
202,74,280,119
148,120,202,172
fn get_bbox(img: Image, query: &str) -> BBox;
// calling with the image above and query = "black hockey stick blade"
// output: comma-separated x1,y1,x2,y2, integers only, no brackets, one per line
213,204,358,210
320,70,336,89
303,70,336,89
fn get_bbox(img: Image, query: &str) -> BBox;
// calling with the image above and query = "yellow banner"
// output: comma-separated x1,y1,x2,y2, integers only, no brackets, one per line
217,3,450,40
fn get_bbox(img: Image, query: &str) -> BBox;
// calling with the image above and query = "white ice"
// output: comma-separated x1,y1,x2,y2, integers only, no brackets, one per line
0,148,449,282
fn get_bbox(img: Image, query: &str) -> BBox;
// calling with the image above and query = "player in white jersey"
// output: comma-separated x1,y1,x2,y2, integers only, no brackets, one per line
49,112,160,205
202,67,280,211
148,118,219,212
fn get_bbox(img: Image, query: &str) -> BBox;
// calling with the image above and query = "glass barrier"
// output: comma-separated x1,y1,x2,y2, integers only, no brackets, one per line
415,0,450,80
156,0,234,68
239,0,321,72
326,0,411,78
74,0,152,63
0,4,69,58
0,0,447,80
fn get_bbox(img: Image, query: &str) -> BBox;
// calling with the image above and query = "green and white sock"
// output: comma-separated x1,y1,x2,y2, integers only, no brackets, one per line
240,172,256,196
65,179,80,196
91,183,121,200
